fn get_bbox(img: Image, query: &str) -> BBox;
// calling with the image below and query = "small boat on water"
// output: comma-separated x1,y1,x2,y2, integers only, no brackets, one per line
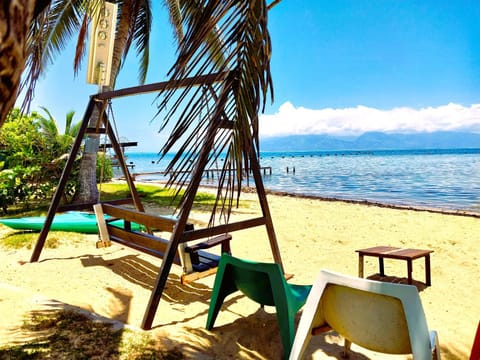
0,211,140,234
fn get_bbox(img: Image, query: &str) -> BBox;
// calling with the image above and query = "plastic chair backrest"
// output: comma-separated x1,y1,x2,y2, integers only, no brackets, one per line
322,283,411,353
290,269,433,360
224,254,287,306
207,254,312,359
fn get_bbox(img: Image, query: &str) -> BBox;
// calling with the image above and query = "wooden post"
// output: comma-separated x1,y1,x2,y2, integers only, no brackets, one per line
102,114,144,213
30,97,147,262
141,93,225,330
358,254,364,278
250,149,284,273
30,98,96,262
94,203,111,247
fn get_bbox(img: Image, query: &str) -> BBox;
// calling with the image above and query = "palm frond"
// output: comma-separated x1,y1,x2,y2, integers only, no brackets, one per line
117,0,136,67
165,0,184,43
111,0,151,86
70,117,83,138
132,0,152,84
38,106,60,140
156,0,273,224
73,13,89,75
64,110,76,135
20,9,49,112
21,0,104,110
267,0,282,10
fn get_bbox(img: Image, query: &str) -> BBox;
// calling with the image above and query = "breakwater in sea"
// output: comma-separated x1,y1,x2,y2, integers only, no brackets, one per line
119,148,480,213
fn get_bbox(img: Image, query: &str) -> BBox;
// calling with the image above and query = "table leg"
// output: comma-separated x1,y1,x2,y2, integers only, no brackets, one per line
425,255,431,286
358,254,364,278
407,259,413,284
378,257,385,276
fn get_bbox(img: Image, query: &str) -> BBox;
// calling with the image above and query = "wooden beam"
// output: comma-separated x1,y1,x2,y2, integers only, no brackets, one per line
107,226,180,262
180,217,266,242
94,72,228,100
57,198,134,212
100,141,138,149
141,82,231,330
250,149,285,273
102,204,176,231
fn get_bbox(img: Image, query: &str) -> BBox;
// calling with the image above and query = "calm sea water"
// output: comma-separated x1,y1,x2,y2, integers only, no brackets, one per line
121,148,480,213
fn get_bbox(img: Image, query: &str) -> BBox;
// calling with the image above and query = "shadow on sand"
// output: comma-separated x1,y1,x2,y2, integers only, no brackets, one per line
19,251,466,359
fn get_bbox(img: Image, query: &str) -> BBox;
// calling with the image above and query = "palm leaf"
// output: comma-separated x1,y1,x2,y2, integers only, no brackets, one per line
21,0,104,110
110,0,152,86
73,12,89,75
156,0,273,224
38,106,60,141
129,0,152,84
165,0,184,43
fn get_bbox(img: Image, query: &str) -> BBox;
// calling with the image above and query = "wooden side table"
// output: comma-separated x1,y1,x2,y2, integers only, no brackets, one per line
356,246,433,286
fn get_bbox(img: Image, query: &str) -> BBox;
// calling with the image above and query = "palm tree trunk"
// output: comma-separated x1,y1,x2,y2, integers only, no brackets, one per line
0,0,35,126
74,1,132,204
73,105,101,203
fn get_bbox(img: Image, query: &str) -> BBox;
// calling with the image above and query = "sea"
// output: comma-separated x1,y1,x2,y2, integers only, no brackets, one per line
119,148,480,214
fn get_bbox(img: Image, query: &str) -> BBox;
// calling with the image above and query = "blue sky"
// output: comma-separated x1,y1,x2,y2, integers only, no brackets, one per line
20,1,480,151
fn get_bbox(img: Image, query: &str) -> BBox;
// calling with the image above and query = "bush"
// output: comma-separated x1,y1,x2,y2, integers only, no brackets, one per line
0,110,58,213
0,108,114,214
97,152,113,183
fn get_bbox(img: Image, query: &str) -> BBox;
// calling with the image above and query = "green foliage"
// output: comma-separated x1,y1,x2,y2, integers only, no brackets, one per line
0,109,52,213
97,152,113,183
0,108,112,214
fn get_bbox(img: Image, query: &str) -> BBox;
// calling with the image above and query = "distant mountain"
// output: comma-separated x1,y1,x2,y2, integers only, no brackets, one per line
259,131,480,152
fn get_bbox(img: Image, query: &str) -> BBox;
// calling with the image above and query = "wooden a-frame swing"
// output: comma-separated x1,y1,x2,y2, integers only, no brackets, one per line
29,71,285,330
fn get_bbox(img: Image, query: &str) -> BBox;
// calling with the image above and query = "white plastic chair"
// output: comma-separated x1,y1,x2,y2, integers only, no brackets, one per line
289,269,440,360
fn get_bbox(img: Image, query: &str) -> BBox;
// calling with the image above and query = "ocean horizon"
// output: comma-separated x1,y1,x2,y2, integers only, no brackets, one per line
119,148,480,214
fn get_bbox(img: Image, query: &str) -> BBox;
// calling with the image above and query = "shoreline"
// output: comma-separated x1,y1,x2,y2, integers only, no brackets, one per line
125,147,480,216
261,187,480,218
131,179,480,219
2,182,479,358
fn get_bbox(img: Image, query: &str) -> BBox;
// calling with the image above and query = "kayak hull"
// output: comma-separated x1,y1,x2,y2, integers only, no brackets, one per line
0,211,137,234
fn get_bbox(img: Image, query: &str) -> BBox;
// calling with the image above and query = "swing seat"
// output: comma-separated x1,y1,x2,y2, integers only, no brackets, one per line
94,203,232,284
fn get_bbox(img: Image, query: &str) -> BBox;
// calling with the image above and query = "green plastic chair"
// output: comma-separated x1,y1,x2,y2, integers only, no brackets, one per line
206,253,312,358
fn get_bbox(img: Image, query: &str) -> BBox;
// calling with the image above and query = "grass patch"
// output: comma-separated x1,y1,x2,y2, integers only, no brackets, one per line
0,309,183,360
99,183,218,209
0,182,251,250
0,231,86,250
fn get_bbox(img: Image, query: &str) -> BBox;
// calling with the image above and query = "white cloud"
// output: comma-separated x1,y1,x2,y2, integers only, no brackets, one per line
259,102,480,137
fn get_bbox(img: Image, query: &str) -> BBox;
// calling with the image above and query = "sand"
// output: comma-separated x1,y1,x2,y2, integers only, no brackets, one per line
0,189,479,359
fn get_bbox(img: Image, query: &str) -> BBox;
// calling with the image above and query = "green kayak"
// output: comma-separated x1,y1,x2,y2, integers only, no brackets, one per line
0,211,140,234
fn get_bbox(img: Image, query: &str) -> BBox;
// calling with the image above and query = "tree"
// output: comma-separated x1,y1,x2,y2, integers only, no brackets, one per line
157,0,277,221
0,107,79,213
0,1,36,127
36,106,113,189
76,0,154,203
37,106,81,157
6,0,280,218
0,0,51,127
21,0,155,203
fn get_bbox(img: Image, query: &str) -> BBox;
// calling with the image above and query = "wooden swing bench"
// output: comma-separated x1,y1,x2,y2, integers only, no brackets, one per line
93,203,232,284
30,73,286,330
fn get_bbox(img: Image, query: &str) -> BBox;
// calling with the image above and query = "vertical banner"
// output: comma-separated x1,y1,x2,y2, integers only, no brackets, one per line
86,2,118,86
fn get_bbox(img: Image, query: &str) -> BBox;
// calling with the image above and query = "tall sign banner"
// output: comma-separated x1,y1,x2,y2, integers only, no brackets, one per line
86,2,118,86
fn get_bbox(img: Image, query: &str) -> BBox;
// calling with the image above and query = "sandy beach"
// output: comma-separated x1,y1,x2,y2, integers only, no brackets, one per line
1,189,479,359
